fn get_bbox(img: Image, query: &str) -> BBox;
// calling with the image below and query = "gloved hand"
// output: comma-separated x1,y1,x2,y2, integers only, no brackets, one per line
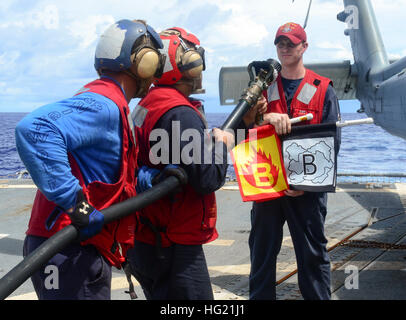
250,60,271,74
136,164,188,194
152,164,188,186
136,166,160,193
68,190,104,240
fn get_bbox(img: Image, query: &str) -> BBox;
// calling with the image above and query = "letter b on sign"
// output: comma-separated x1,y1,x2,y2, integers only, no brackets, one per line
303,154,316,175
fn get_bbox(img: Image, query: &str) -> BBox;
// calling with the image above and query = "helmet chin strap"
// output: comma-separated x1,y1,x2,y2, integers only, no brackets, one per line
123,69,152,98
176,77,205,95
192,88,206,94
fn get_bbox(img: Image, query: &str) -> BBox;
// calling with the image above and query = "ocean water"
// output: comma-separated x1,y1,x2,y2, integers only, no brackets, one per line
207,112,406,183
0,112,28,178
1,112,406,181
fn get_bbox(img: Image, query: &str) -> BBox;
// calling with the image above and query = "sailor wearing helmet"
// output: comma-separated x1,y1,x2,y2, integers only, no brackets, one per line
15,19,164,300
126,27,237,300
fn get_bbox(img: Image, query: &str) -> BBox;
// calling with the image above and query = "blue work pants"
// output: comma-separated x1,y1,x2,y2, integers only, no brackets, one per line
249,192,331,300
23,235,112,300
126,240,214,300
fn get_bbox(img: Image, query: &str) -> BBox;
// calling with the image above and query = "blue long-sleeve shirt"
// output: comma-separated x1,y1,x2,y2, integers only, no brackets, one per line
15,89,123,211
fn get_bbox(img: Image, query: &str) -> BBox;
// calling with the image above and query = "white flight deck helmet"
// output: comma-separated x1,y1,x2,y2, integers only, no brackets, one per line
95,19,165,97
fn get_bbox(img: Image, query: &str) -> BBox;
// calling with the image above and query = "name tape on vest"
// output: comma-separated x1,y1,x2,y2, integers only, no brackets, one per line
296,83,317,105
267,82,280,102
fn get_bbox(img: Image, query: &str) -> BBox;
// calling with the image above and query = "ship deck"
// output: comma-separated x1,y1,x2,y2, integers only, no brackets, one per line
1,179,406,300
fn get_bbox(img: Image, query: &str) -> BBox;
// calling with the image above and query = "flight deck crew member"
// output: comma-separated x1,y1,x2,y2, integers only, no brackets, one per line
14,19,164,300
248,22,341,300
125,27,237,300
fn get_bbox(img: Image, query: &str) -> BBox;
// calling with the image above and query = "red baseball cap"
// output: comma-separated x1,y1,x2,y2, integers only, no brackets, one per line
274,22,307,45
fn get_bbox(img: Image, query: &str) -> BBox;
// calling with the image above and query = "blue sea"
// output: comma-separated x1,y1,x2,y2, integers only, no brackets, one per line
1,112,406,182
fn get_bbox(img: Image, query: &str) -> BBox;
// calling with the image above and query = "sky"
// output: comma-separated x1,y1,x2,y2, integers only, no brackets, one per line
1,0,406,114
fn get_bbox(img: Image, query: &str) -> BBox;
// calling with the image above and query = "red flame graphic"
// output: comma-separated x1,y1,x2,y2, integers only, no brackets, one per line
240,145,280,189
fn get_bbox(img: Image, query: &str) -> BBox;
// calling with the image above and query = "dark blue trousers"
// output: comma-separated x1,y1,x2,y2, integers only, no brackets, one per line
249,192,331,300
23,235,112,300
126,240,214,300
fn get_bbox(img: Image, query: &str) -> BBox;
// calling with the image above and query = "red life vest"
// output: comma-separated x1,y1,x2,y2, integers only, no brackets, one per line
264,69,332,125
26,77,138,268
134,86,218,247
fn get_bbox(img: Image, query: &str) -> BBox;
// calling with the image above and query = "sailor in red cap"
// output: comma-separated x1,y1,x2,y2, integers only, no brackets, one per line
274,22,307,45
274,22,308,79
246,22,341,300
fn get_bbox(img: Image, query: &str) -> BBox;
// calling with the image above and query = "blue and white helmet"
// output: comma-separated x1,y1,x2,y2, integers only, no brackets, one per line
95,19,164,78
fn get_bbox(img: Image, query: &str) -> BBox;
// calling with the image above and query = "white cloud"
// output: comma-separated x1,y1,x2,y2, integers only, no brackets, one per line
388,49,406,61
68,15,115,50
0,51,20,65
199,1,270,47
1,0,406,112
34,4,59,30
315,41,353,60
215,16,268,47
0,51,21,74
0,4,59,30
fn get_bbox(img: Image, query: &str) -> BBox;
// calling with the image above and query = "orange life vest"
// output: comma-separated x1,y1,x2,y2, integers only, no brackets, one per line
264,69,332,125
133,86,218,247
27,78,138,268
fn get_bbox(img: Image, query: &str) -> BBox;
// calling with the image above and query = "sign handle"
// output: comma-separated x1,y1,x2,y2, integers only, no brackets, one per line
336,118,374,127
290,113,313,124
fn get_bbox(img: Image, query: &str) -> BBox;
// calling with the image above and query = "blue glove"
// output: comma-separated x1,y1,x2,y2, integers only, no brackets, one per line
136,166,160,193
69,190,104,240
153,164,186,185
151,164,188,195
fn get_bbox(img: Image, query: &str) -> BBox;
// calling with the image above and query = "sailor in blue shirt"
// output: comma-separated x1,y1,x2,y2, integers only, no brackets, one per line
15,80,123,211
14,19,165,300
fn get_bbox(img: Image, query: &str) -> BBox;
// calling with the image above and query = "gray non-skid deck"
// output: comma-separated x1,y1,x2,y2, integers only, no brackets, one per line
1,179,405,300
